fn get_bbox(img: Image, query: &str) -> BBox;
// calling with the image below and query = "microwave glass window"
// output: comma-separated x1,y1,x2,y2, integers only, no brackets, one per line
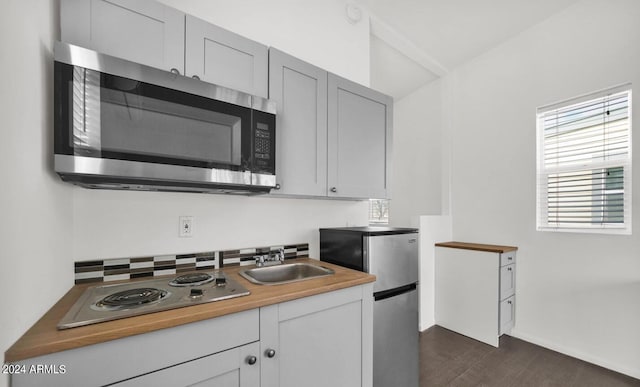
71,67,102,151
71,68,243,166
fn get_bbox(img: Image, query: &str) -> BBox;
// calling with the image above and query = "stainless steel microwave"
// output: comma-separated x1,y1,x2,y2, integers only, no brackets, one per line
53,42,276,194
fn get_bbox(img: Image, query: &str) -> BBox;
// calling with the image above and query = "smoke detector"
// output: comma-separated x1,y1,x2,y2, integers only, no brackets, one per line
346,3,363,24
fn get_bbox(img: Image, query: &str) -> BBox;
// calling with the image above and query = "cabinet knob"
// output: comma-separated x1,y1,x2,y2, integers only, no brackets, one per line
508,256,513,260
274,183,281,190
330,187,337,193
265,349,276,358
192,75,200,80
507,300,512,305
246,355,257,365
507,267,512,271
170,68,180,75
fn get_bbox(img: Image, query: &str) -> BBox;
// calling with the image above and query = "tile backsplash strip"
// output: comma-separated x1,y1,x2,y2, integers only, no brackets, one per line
74,243,309,284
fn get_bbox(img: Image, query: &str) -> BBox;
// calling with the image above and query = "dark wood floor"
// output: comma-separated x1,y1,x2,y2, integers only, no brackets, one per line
420,326,640,387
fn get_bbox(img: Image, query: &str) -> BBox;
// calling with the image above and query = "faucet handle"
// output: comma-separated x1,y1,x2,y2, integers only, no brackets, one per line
254,254,266,266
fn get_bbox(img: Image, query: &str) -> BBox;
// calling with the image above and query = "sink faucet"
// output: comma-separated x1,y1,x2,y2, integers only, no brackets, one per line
255,248,285,267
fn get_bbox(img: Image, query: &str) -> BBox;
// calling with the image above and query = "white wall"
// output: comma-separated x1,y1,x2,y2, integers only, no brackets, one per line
0,2,371,386
418,215,451,330
389,79,443,227
443,0,640,378
0,2,73,387
73,191,367,260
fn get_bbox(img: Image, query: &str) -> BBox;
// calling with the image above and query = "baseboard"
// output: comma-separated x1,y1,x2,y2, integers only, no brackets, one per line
419,322,435,332
510,329,640,380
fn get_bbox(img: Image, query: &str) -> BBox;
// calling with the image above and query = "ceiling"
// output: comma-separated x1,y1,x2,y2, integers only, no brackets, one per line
365,0,580,100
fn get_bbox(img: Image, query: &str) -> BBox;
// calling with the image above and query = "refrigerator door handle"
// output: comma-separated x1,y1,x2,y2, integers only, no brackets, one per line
373,283,417,301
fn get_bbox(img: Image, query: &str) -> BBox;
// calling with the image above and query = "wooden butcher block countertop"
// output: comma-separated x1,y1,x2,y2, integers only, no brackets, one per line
435,241,518,253
5,258,375,363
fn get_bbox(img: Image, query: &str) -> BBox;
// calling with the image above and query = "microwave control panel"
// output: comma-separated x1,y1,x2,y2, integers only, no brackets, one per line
252,113,276,174
255,125,271,156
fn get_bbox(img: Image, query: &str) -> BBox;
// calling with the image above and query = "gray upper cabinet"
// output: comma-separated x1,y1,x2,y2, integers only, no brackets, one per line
60,1,268,98
185,15,268,98
61,0,185,73
269,48,328,196
328,74,393,199
269,49,393,200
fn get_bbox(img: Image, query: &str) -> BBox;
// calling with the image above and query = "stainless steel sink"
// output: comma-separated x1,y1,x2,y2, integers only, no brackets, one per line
239,263,335,285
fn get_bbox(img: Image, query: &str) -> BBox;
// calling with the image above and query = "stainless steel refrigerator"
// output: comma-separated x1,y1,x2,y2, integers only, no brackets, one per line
320,227,419,387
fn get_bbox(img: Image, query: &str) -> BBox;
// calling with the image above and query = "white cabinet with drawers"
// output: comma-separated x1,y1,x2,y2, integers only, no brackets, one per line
435,242,517,347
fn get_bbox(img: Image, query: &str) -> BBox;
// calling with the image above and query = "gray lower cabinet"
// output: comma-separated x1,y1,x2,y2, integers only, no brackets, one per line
11,285,372,387
61,0,185,73
11,309,260,387
185,15,268,98
111,342,260,387
328,74,392,200
269,48,328,196
269,48,393,199
260,285,373,387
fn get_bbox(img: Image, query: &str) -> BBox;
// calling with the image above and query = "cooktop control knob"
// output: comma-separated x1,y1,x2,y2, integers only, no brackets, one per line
190,288,204,297
216,275,227,287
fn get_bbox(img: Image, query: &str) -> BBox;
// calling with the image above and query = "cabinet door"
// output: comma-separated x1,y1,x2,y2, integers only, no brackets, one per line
500,296,515,335
261,285,372,387
185,15,268,98
269,48,328,196
61,0,185,73
500,264,516,300
111,342,260,387
327,74,392,199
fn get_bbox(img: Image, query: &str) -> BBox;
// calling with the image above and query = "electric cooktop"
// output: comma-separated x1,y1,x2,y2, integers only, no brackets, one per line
58,271,250,329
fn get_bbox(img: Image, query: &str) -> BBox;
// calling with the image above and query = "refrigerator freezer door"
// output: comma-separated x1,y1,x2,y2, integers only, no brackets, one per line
373,288,419,387
366,233,418,293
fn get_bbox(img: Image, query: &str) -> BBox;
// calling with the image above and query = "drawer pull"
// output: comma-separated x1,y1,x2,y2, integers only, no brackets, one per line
508,256,513,260
507,267,513,271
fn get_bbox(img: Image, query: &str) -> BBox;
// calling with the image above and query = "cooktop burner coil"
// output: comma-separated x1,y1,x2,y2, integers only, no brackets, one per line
95,287,169,309
168,273,215,287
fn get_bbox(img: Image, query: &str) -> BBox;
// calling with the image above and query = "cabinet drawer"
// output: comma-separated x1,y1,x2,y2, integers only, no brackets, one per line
500,264,516,300
499,296,515,335
500,251,516,266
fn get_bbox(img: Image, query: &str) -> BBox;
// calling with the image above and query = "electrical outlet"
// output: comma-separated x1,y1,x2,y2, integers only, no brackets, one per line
179,216,194,238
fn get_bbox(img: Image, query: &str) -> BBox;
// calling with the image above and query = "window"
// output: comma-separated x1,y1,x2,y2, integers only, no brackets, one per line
369,199,389,224
536,84,632,234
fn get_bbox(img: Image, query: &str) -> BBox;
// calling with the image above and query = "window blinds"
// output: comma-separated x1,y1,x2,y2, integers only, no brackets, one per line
536,85,632,233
